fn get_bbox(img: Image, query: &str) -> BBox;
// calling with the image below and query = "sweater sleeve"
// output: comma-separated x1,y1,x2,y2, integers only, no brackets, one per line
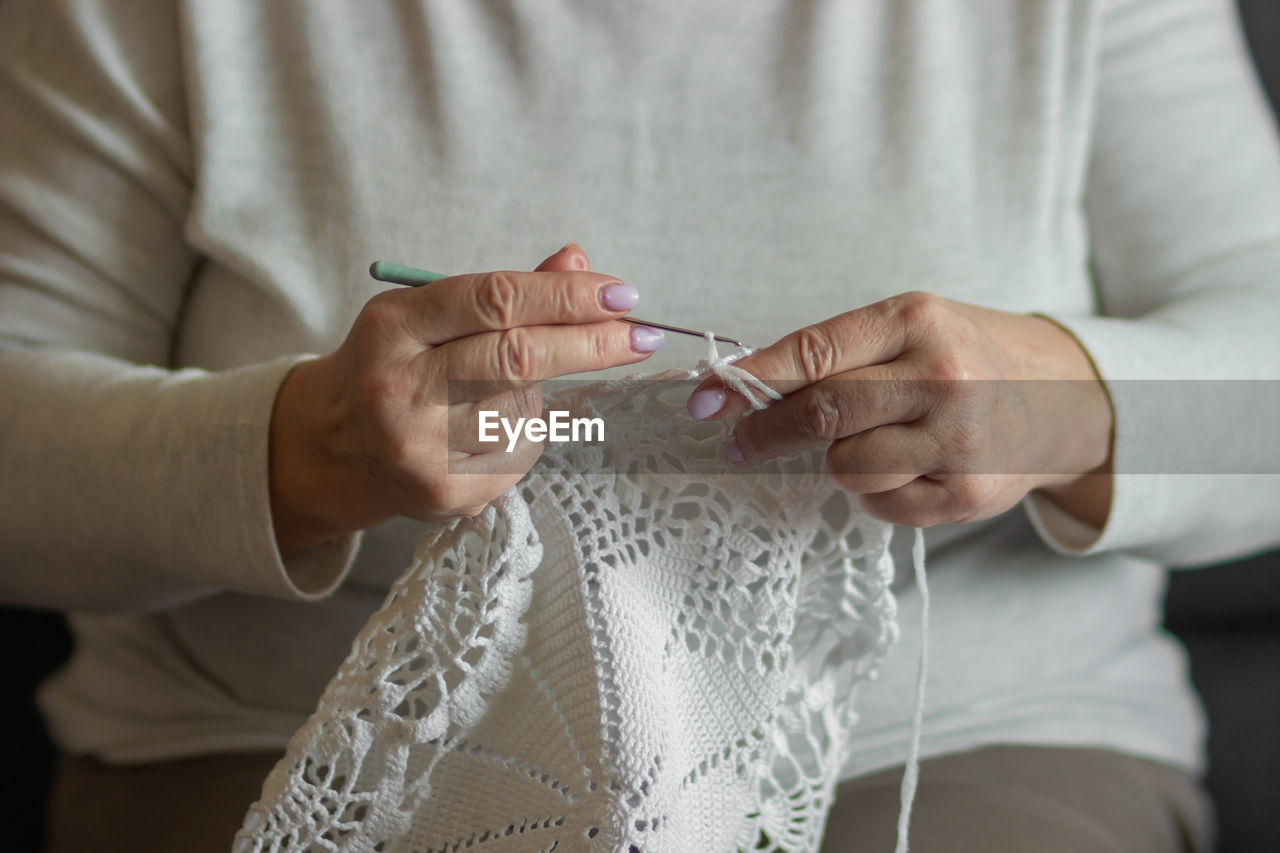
1024,0,1280,567
0,0,360,611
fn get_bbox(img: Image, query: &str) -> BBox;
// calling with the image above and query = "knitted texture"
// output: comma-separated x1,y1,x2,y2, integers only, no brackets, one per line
235,366,902,852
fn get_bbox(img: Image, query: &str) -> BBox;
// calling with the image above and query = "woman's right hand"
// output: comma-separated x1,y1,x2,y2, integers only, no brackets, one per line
268,244,662,557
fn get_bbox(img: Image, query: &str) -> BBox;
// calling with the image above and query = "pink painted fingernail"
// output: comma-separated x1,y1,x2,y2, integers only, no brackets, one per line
725,436,745,462
687,388,726,420
630,326,665,352
601,283,639,311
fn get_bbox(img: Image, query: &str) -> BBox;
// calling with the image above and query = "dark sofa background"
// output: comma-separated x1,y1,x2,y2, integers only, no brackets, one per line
1160,5,1280,852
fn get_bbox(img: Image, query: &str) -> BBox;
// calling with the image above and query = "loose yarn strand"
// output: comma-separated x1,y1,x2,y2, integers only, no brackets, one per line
895,526,930,853
706,331,931,852
704,332,782,410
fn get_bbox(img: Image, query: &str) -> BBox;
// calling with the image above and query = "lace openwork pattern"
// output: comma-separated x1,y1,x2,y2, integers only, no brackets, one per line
235,365,903,853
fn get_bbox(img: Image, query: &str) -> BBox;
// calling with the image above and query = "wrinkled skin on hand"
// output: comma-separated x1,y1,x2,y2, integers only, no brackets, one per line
688,292,1114,529
270,244,660,556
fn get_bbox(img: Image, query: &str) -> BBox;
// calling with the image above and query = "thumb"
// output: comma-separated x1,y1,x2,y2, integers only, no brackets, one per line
534,242,591,272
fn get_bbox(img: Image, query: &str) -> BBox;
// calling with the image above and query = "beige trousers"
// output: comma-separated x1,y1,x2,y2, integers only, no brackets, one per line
45,746,1212,852
820,746,1214,853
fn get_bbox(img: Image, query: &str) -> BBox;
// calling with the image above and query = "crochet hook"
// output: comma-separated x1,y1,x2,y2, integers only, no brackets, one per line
369,261,744,347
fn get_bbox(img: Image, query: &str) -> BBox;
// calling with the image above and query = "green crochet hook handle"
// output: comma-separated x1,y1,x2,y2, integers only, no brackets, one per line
368,261,449,287
367,259,744,346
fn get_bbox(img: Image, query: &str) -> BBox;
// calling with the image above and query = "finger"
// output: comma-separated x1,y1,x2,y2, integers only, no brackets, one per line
367,267,637,347
448,386,544,455
408,439,544,521
535,242,591,272
730,366,927,462
857,472,1017,528
687,292,925,419
435,243,598,408
448,432,545,479
823,424,940,495
428,319,662,402
858,477,955,528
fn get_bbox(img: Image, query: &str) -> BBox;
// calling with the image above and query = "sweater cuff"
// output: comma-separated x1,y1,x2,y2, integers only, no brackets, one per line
1019,313,1189,557
1023,491,1105,554
174,355,362,600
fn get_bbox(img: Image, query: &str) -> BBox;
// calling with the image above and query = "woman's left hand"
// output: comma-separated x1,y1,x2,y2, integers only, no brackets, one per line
686,291,1114,528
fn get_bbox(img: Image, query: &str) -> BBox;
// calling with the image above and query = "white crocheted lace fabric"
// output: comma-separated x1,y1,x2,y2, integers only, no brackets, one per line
235,358,907,853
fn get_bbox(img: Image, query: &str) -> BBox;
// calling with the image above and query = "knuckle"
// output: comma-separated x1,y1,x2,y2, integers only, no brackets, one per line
493,328,539,381
929,351,974,384
379,432,420,477
359,289,396,319
797,390,842,443
578,325,612,368
886,290,947,347
794,326,839,383
358,372,402,418
476,271,522,328
892,290,943,326
559,277,594,318
416,477,464,516
355,292,405,340
944,476,991,514
553,283,577,319
594,325,619,364
509,383,544,419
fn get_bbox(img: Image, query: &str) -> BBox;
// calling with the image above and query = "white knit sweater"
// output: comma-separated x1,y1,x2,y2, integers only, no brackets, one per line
2,0,1279,783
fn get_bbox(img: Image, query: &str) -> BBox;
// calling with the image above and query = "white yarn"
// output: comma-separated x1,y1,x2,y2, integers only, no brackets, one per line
236,351,929,852
701,332,783,411
702,334,930,853
894,528,929,853
706,334,930,853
